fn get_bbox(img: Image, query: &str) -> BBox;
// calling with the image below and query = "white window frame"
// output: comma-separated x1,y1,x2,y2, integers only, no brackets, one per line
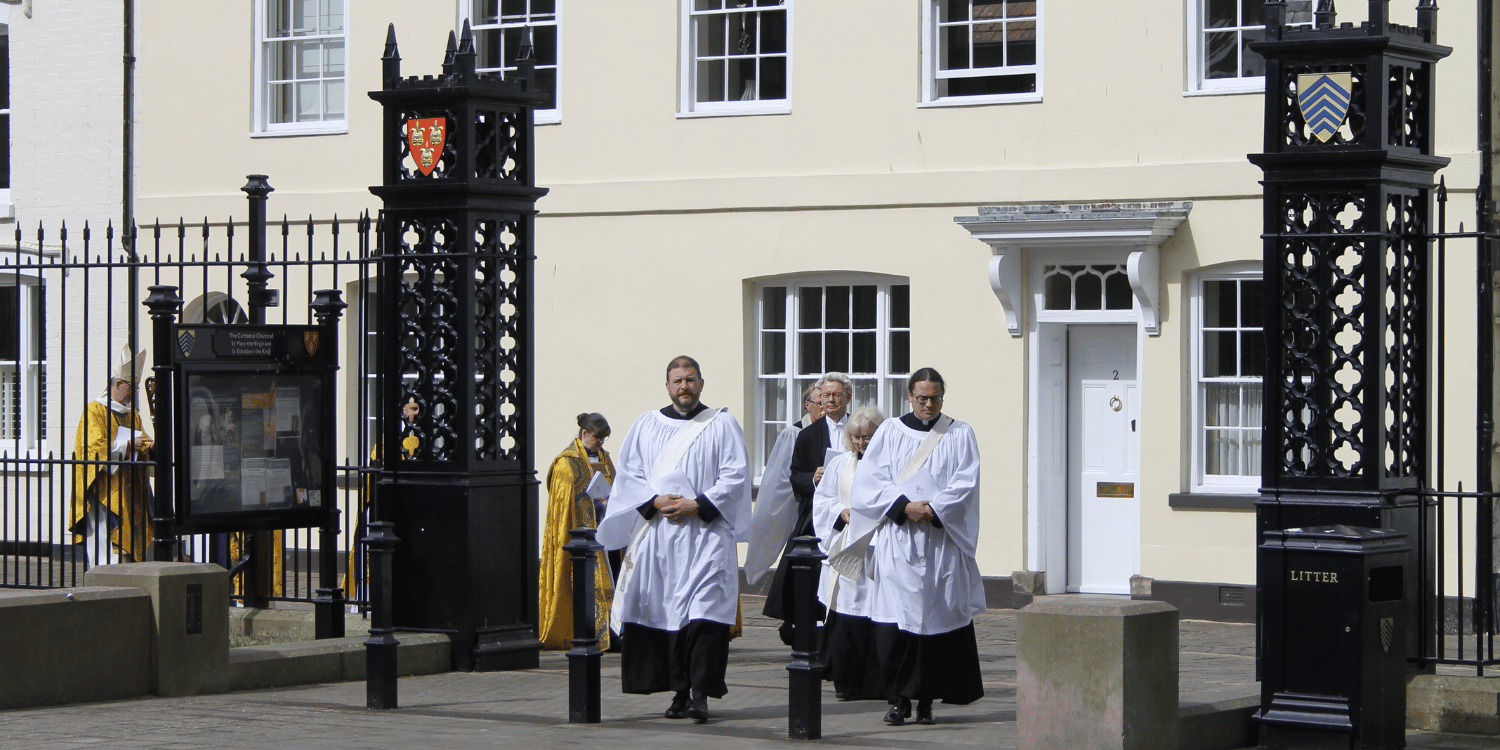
1185,0,1311,96
0,259,45,457
251,0,349,137
1189,264,1263,494
920,0,1043,107
460,0,562,125
0,20,13,218
679,0,792,118
752,275,909,479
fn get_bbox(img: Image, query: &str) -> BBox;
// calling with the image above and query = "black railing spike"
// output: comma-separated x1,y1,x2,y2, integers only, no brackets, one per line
442,31,458,74
1437,176,1448,202
383,23,402,84
456,19,477,78
1315,0,1336,28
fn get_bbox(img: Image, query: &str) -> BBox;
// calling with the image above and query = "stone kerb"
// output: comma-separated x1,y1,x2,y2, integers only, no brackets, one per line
0,587,153,709
86,562,230,697
1018,595,1179,750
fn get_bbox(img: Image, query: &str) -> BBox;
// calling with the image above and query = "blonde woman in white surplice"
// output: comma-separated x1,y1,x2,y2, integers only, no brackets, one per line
836,368,985,726
811,405,886,701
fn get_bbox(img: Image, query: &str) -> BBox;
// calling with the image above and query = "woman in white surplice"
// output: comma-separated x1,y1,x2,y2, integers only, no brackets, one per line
837,367,985,726
811,405,886,701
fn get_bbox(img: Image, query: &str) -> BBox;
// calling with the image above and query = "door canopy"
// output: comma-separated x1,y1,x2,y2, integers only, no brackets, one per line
955,201,1191,337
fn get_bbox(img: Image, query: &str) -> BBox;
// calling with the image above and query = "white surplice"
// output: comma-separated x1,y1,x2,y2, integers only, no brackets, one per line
743,422,801,586
811,450,871,617
847,414,986,636
598,407,751,630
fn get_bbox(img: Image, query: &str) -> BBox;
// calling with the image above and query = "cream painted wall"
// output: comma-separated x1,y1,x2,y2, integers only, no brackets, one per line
125,0,1489,589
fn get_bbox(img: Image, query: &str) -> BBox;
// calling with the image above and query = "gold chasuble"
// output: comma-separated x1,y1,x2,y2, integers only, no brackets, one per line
539,439,617,650
70,399,153,562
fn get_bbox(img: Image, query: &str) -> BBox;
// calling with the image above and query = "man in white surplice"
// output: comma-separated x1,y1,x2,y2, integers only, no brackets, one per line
597,355,750,725
835,367,985,726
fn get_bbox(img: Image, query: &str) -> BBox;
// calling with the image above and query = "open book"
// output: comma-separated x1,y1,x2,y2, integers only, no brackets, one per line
585,470,611,501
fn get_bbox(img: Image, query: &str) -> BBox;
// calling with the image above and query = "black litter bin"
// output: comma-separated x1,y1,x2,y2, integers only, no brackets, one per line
1257,525,1409,750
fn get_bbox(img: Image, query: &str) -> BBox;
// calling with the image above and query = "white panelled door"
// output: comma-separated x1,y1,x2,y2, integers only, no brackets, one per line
1066,325,1139,594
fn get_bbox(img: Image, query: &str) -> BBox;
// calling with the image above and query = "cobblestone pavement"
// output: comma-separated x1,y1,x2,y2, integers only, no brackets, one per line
0,598,1494,749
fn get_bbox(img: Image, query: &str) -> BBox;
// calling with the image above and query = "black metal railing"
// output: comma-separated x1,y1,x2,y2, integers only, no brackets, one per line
0,195,386,612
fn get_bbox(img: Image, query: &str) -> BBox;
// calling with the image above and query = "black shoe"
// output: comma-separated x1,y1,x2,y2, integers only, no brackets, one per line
915,700,934,725
664,690,689,719
883,697,911,726
687,690,709,724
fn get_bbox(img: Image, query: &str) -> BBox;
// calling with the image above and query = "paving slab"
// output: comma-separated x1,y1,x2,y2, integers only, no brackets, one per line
0,596,1490,749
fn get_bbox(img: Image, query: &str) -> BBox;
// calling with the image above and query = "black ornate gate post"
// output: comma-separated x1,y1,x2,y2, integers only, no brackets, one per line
1249,0,1448,742
144,285,181,562
368,22,549,672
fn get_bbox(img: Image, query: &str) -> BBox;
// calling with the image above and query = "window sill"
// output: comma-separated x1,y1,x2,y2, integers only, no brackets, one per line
1169,491,1257,510
918,93,1042,108
1183,83,1264,97
250,123,349,138
677,104,792,119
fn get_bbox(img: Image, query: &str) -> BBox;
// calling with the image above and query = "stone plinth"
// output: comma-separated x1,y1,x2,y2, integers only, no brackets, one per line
1018,595,1179,750
0,587,152,708
87,562,230,697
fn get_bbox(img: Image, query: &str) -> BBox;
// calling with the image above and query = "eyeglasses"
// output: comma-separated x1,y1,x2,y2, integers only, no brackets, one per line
911,394,944,404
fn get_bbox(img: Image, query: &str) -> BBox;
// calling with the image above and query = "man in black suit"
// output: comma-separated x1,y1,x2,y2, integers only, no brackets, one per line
764,372,853,645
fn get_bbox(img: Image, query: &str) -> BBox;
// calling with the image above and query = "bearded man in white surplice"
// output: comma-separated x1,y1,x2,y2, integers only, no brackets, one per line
834,367,985,726
597,355,750,725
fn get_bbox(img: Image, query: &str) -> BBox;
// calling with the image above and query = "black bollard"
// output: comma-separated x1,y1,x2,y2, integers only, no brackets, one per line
364,520,401,709
311,289,348,639
564,526,604,723
785,535,826,740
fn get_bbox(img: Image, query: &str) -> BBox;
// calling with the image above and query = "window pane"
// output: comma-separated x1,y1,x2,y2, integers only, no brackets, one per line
1005,0,1035,18
761,10,787,54
852,286,877,328
1075,273,1102,310
1205,383,1242,427
759,56,787,100
798,332,822,375
296,81,321,121
696,60,726,102
762,286,787,328
852,332,877,373
890,331,910,374
1044,271,1070,310
946,73,1035,96
972,23,1004,68
269,0,290,36
694,0,721,10
1205,429,1242,475
1008,22,1037,66
475,0,499,24
943,25,971,70
761,332,785,374
1104,271,1132,310
889,285,910,328
826,332,849,372
1241,280,1263,325
0,36,10,110
762,377,788,421
1206,0,1238,28
0,287,16,361
1240,0,1265,26
1205,30,1239,79
826,286,850,329
0,113,9,190
324,81,345,117
851,378,879,412
944,0,971,22
801,287,823,329
1204,280,1235,327
1204,331,1235,378
533,26,558,65
1241,330,1265,378
697,13,726,56
1239,28,1266,78
501,0,527,18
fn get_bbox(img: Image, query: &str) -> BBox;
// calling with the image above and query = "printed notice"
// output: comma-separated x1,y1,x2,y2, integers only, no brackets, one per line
265,458,294,506
191,445,226,480
241,458,268,508
274,388,301,433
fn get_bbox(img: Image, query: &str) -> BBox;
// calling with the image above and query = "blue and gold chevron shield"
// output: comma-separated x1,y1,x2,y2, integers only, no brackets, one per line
1297,72,1353,143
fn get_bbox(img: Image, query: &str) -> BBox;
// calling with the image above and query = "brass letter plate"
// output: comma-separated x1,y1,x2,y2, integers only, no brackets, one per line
1096,482,1135,498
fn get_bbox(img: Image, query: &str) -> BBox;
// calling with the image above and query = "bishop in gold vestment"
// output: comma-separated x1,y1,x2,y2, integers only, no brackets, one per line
70,352,154,565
